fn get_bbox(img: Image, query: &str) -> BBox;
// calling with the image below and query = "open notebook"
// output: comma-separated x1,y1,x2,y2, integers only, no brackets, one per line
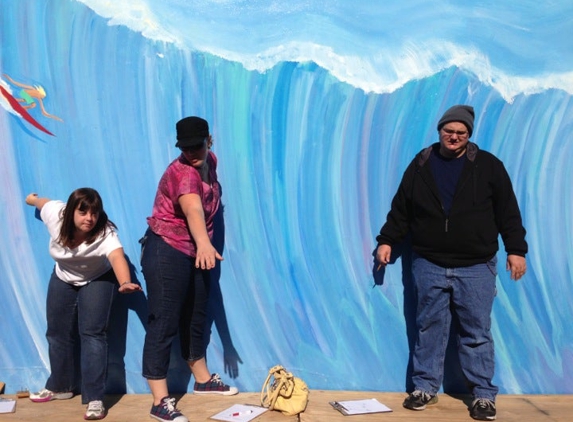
0,397,17,414
330,398,392,415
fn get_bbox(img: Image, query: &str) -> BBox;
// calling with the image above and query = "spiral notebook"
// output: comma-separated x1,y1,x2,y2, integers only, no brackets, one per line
330,398,392,416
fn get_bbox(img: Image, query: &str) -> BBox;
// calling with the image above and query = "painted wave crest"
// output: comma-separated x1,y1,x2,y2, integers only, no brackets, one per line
77,0,573,102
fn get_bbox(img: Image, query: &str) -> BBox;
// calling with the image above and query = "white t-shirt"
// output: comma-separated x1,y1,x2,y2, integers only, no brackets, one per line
41,200,123,286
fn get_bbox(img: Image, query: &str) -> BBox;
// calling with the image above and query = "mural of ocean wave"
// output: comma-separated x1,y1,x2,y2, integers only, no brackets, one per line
0,0,572,396
77,0,573,101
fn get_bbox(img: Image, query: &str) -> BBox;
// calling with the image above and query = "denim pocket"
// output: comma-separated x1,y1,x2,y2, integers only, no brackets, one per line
485,256,498,276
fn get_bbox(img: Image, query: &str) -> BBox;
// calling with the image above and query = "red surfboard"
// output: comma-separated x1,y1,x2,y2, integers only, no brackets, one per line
0,85,54,136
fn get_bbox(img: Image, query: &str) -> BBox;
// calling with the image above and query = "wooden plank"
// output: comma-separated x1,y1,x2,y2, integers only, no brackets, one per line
302,391,573,422
1,391,572,421
1,392,296,421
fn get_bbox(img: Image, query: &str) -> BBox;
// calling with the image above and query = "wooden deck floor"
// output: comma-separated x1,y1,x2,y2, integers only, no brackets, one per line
1,391,571,421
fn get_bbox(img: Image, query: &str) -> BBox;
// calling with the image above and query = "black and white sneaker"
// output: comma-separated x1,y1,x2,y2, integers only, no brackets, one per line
402,390,438,410
470,398,496,420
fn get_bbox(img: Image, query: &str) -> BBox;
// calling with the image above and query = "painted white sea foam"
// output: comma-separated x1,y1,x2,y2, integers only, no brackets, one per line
76,0,178,44
218,40,573,102
77,0,573,102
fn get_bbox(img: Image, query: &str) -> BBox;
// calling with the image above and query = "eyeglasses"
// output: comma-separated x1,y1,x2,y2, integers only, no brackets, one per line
441,128,468,137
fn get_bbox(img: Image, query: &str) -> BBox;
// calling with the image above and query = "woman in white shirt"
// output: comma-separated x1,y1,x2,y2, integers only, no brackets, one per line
25,188,141,420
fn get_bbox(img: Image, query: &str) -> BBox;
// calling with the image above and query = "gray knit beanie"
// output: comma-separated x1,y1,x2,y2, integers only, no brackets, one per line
437,105,475,137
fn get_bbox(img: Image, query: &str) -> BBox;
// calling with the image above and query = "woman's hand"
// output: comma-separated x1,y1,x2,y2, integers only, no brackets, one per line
25,193,50,210
195,242,223,270
25,193,38,205
118,281,143,294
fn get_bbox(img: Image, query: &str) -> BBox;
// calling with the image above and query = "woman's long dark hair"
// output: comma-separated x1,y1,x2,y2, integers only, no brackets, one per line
57,188,117,248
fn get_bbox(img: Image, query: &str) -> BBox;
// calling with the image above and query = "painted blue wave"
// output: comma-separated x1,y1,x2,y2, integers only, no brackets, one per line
0,0,572,395
76,0,573,100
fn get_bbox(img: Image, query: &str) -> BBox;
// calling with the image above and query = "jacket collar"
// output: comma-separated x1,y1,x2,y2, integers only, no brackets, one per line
417,142,479,167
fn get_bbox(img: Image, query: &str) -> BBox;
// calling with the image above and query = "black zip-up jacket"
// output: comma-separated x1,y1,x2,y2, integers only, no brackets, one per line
376,142,527,267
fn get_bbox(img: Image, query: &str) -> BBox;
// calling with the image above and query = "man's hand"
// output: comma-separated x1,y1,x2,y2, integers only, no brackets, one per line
507,254,526,281
375,244,392,271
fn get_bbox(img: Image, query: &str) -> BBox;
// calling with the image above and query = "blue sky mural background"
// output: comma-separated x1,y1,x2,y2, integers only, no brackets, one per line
1,0,572,395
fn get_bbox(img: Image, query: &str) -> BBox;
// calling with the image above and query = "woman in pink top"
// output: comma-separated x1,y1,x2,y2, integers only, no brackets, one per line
141,117,238,422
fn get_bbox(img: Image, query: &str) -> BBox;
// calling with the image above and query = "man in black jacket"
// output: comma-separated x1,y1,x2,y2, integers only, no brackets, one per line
376,105,527,421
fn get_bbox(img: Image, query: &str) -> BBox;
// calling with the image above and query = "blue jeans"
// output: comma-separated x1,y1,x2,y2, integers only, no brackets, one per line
45,269,117,403
411,253,499,400
141,229,210,379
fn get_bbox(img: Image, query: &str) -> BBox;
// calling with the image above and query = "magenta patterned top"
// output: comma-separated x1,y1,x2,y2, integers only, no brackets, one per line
147,151,220,257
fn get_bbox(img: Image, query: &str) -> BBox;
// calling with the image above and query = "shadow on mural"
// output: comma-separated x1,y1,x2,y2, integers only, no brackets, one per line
204,205,243,380
105,255,147,394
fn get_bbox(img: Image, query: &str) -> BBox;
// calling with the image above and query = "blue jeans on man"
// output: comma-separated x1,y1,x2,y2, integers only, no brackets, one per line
411,253,499,401
45,270,117,403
